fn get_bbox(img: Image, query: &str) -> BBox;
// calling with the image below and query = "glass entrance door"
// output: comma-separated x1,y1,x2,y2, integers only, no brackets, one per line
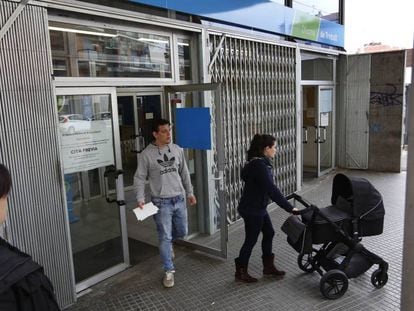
118,91,164,256
164,83,227,258
317,87,334,176
302,85,334,179
117,93,162,188
56,87,129,292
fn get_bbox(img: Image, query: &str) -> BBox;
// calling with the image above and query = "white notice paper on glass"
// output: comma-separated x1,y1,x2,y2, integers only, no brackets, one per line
133,202,159,221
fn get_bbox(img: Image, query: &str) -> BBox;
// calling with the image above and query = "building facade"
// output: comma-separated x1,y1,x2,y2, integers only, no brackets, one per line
1,0,355,308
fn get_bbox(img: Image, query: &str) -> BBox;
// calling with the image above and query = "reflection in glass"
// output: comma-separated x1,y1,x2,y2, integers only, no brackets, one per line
57,94,124,283
301,57,334,81
50,23,171,78
319,89,333,172
178,38,191,80
293,0,339,23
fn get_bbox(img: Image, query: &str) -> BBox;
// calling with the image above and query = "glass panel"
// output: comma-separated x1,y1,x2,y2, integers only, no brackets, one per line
293,0,339,23
302,57,334,81
49,22,172,78
118,96,137,188
118,94,162,188
136,95,163,145
178,38,192,80
168,90,221,250
58,94,124,283
319,89,333,172
302,86,317,178
121,94,163,250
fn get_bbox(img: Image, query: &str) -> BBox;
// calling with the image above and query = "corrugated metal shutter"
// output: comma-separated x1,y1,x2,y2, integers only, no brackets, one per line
209,35,297,223
337,54,370,169
0,2,74,307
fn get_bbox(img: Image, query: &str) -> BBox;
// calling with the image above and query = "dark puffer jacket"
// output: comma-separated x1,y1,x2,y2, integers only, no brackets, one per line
238,157,293,216
0,237,60,311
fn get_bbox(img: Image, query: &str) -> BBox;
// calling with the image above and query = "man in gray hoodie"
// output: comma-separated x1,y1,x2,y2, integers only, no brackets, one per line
134,118,196,288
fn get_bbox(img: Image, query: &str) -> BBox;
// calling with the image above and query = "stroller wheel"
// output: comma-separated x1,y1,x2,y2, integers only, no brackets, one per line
320,270,348,299
298,252,316,273
371,269,388,288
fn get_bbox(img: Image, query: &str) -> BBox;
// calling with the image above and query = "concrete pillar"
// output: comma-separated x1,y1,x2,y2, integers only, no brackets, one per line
369,51,405,172
401,44,414,310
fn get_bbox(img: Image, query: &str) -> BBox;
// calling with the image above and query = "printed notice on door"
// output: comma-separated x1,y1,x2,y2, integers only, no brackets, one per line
59,120,114,174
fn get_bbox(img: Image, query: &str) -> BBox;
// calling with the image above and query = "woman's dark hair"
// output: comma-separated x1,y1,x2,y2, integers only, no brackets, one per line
247,134,276,161
0,164,11,198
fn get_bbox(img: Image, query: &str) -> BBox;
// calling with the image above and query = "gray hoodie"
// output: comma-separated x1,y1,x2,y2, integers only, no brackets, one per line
134,143,194,202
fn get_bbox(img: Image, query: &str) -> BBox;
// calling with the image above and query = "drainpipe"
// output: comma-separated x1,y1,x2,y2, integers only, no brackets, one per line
401,42,414,311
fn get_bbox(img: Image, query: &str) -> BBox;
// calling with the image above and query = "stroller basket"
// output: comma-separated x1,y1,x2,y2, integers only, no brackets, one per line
281,215,312,254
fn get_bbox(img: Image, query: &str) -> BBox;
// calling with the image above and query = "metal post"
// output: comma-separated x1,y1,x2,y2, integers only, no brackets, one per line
401,41,414,311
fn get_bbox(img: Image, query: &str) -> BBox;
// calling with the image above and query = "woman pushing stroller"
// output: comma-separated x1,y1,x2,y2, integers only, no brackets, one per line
235,134,298,283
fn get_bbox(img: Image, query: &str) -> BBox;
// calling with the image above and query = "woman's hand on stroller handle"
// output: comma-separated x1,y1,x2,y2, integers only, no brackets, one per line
286,193,316,215
291,206,313,215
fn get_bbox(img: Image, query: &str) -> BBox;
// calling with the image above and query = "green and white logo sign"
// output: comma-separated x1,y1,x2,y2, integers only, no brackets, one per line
291,11,320,41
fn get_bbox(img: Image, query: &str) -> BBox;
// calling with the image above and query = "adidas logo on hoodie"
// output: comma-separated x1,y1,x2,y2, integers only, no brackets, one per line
157,154,177,175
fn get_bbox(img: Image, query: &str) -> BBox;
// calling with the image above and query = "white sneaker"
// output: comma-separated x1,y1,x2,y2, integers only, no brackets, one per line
163,271,175,288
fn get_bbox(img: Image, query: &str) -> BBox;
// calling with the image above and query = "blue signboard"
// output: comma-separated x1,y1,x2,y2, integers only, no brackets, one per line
175,108,211,150
129,0,344,47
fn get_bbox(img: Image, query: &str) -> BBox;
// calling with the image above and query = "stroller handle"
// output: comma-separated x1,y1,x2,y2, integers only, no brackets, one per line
286,193,315,215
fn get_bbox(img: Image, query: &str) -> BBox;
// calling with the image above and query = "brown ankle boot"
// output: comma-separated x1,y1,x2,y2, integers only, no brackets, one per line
262,254,285,277
235,258,258,283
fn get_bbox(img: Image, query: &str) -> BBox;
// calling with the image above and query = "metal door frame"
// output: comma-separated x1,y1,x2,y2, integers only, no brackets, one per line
55,87,130,293
164,82,227,259
317,85,335,177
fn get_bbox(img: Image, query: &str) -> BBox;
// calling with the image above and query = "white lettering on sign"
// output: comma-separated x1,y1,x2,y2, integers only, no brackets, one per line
320,31,338,42
301,25,316,37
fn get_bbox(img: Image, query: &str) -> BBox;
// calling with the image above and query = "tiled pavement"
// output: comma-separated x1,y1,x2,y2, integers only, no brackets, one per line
66,169,406,310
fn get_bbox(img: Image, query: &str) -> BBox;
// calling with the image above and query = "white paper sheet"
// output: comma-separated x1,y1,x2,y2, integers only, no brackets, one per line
132,202,159,221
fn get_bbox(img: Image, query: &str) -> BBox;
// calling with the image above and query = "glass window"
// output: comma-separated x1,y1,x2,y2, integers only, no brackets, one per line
301,57,334,81
49,22,172,78
293,0,339,23
178,38,191,80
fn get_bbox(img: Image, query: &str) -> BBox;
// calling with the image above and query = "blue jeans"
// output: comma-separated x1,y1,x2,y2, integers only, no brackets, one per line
152,195,188,271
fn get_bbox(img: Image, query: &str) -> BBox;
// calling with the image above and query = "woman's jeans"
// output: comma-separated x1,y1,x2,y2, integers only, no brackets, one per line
237,212,275,266
152,195,188,271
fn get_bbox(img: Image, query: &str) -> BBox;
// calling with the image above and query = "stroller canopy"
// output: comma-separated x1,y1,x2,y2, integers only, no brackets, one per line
331,173,384,220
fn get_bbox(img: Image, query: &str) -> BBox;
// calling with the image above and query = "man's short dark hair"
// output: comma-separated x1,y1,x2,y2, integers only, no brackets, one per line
151,118,170,133
0,164,11,198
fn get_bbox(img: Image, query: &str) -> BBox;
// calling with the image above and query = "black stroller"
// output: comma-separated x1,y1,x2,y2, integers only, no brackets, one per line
282,173,389,299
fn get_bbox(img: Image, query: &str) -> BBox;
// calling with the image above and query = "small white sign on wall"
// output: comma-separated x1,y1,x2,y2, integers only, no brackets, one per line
320,112,329,127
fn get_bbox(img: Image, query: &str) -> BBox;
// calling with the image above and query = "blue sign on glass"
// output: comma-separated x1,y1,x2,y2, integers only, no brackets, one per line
129,0,344,48
175,108,211,150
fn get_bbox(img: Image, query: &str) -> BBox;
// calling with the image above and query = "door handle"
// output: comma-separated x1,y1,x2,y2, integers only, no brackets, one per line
319,126,327,143
104,166,125,206
314,126,319,143
131,134,145,153
302,126,308,144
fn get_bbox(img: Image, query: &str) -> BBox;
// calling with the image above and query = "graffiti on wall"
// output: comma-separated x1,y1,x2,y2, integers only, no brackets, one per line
370,84,403,106
369,123,385,134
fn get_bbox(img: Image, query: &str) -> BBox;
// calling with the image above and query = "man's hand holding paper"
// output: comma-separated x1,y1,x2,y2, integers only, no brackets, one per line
133,202,159,221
